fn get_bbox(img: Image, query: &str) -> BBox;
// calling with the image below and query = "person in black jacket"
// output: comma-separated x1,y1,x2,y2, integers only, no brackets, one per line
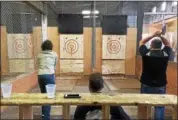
139,31,172,120
73,73,130,120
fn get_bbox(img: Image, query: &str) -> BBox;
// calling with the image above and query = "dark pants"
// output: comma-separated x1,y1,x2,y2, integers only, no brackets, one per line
38,74,55,120
74,106,130,120
141,84,166,120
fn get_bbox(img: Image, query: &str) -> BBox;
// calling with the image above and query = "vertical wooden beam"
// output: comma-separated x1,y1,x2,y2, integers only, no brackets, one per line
19,105,33,119
138,104,152,119
19,106,24,119
125,28,137,75
84,27,92,75
172,105,177,120
94,28,102,72
102,105,110,119
1,26,9,76
63,104,70,119
33,27,42,70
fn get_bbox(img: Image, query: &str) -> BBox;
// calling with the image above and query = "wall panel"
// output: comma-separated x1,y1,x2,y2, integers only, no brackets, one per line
1,26,9,75
33,27,42,69
125,28,137,75
84,28,92,75
95,28,102,72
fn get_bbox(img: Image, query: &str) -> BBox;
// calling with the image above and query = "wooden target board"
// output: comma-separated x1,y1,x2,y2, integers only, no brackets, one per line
9,59,34,73
60,34,83,58
165,32,177,62
7,34,33,58
102,35,126,59
60,60,83,73
165,32,177,49
102,60,125,74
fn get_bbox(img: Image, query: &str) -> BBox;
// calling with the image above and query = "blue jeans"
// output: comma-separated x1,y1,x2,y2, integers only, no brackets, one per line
141,84,166,120
38,74,55,120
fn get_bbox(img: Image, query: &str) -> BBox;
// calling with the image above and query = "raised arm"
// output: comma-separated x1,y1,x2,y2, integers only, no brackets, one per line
139,31,162,47
160,35,171,47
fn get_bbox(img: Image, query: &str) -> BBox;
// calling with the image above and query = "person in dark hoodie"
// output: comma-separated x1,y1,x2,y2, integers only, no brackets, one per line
139,31,172,120
38,40,58,120
73,73,130,120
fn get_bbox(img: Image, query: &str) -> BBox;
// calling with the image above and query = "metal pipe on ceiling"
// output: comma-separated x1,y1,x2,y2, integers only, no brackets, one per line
144,12,177,15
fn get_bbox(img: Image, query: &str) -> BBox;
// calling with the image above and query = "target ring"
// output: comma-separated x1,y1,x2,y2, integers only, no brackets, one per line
65,39,79,54
107,40,121,54
13,39,27,53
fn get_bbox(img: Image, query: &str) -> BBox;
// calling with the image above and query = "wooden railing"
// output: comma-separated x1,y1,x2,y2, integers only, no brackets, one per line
1,93,177,119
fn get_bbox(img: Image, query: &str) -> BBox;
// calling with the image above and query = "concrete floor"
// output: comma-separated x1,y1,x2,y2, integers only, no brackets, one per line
1,76,172,119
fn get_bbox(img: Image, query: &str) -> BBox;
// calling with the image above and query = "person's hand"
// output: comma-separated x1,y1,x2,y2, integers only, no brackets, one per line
152,31,162,37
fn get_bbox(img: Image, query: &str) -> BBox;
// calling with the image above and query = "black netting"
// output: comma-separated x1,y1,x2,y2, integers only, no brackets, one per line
1,1,42,78
47,4,58,26
1,2,41,33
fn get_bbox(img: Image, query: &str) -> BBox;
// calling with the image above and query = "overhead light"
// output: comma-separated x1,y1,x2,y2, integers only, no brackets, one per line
152,6,157,13
83,15,99,19
83,16,90,18
172,1,177,6
93,16,99,18
92,10,99,14
82,10,99,15
161,2,167,11
82,10,91,15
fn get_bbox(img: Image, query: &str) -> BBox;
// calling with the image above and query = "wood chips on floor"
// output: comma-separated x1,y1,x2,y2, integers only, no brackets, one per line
104,78,141,91
55,76,79,91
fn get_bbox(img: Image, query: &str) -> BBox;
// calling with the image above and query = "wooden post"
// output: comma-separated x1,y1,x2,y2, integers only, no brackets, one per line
138,104,152,119
172,105,177,120
19,105,33,119
102,105,110,119
63,104,70,119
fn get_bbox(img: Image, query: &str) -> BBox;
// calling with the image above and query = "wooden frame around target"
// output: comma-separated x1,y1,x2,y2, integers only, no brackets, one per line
102,35,126,59
60,34,83,58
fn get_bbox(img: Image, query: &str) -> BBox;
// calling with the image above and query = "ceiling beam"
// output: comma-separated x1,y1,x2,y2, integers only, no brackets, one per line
144,12,177,15
23,1,46,15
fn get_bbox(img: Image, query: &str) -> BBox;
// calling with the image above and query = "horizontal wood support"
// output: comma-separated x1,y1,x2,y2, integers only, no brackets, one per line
1,93,177,119
1,93,177,106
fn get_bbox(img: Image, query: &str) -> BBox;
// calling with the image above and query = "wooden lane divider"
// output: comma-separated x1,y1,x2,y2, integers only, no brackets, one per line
1,93,177,119
19,105,33,120
63,104,70,119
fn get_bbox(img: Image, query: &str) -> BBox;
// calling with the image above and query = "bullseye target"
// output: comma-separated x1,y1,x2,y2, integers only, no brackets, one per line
60,34,83,58
102,35,126,59
13,39,27,53
7,34,33,58
107,40,121,54
65,39,79,55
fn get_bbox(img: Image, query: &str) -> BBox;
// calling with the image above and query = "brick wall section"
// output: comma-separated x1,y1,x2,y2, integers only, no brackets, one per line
1,71,38,112
136,55,177,95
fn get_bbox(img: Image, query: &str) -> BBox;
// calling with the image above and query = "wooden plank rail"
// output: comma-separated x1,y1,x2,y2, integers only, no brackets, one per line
1,93,177,119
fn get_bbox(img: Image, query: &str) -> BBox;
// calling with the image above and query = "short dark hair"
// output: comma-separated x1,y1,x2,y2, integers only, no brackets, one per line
89,73,104,92
151,39,162,49
41,40,53,51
